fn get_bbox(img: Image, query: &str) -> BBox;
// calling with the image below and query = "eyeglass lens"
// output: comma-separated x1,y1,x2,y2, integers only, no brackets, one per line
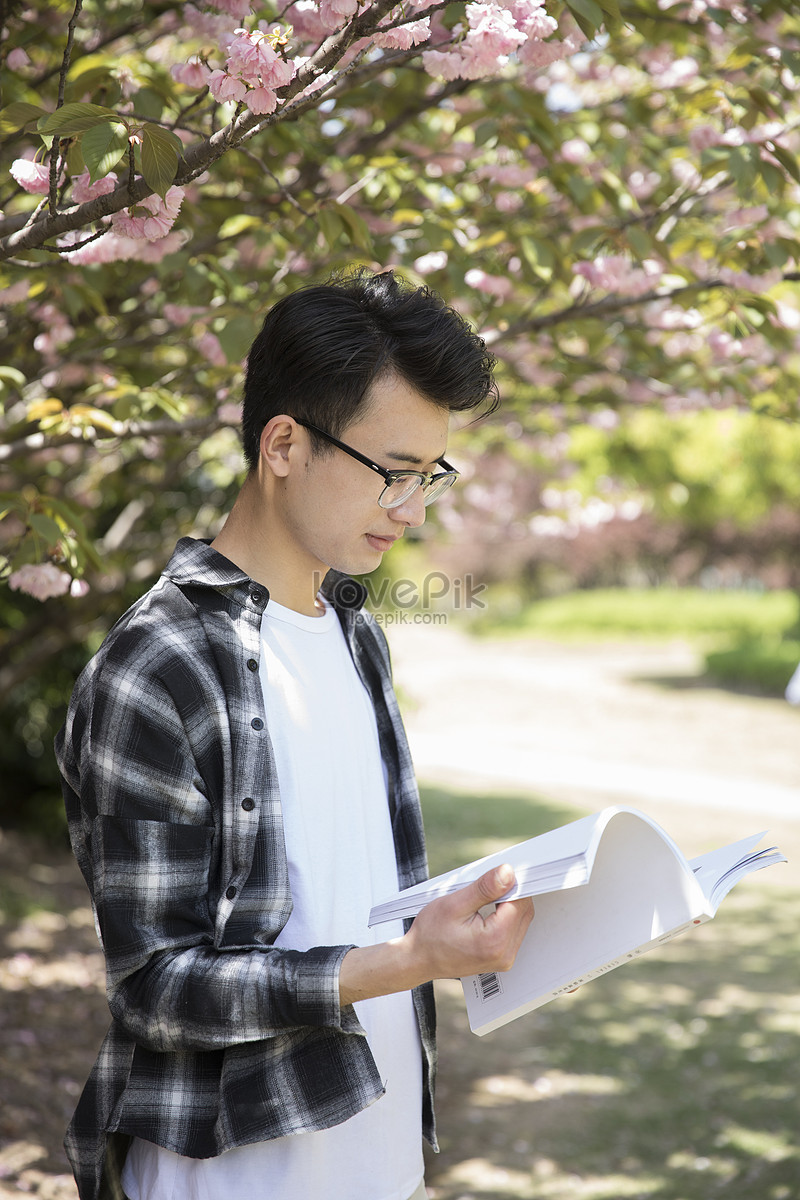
379,473,456,510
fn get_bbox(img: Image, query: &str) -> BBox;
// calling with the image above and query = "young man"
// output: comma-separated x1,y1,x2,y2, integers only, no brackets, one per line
56,268,534,1200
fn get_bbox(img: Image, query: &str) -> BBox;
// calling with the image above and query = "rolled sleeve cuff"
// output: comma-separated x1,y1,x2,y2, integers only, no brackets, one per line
285,943,364,1034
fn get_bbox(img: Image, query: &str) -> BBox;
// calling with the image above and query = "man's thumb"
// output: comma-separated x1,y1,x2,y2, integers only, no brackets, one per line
472,863,516,907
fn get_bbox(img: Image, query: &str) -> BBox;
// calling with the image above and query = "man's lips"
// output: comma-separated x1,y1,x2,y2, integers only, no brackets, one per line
366,533,401,552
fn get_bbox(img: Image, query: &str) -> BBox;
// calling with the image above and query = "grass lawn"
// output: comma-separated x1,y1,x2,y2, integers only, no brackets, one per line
421,784,800,1200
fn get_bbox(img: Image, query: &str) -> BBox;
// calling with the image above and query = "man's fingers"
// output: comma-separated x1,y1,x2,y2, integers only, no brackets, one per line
470,863,517,908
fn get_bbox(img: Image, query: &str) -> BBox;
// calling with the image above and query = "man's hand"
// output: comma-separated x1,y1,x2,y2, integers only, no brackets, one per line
339,865,534,1006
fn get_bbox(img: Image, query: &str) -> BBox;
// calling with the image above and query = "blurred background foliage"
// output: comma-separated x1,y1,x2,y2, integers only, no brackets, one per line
2,0,800,838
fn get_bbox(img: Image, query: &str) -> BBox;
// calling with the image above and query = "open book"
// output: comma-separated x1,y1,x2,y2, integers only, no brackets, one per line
369,805,786,1036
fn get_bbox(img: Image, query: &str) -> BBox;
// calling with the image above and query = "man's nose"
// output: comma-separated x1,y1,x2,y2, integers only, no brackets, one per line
389,486,427,528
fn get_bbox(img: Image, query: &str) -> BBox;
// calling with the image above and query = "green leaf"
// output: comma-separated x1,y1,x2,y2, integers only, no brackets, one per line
595,0,621,20
29,512,63,544
216,315,256,364
767,142,800,185
565,0,605,35
81,121,128,183
140,123,181,197
64,66,121,108
520,236,554,282
335,203,373,254
38,102,120,135
318,205,343,250
218,214,263,239
0,102,48,135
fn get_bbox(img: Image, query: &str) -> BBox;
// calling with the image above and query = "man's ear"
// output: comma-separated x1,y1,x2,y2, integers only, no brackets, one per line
259,415,300,479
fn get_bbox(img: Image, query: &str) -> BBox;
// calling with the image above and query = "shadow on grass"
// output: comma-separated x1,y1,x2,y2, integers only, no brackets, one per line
625,669,790,702
0,831,108,1197
420,786,800,1200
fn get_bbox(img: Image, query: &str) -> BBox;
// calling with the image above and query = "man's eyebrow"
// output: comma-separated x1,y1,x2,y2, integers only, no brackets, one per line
385,448,447,467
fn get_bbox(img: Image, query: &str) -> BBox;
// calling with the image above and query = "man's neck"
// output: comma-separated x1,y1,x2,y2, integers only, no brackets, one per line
211,483,326,618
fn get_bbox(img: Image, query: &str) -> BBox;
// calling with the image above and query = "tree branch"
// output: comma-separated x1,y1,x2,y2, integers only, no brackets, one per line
0,0,415,260
0,412,238,464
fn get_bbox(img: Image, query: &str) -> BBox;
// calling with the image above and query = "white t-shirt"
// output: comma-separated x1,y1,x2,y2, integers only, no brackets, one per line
123,597,423,1200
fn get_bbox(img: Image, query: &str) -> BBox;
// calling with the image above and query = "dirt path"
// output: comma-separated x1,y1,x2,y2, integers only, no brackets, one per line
390,626,800,868
1,626,797,1198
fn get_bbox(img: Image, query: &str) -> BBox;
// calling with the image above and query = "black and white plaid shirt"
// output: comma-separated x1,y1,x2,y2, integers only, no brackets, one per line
56,538,437,1200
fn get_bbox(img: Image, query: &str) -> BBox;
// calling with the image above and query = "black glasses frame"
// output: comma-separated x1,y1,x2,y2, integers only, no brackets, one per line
295,419,459,508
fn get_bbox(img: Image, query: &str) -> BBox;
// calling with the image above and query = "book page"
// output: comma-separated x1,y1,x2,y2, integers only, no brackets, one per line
370,805,688,926
690,834,786,910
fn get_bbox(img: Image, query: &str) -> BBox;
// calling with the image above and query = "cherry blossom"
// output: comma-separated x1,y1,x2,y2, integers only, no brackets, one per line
465,267,514,300
574,256,664,297
205,0,253,16
8,563,72,600
245,85,279,114
318,0,359,31
195,330,227,365
111,187,185,240
61,228,186,265
283,1,330,43
6,47,30,70
33,303,75,359
374,17,431,50
10,158,50,194
71,171,118,204
208,68,248,103
171,58,213,88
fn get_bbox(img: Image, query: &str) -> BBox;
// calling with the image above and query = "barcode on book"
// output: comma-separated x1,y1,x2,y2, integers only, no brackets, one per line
478,971,503,1002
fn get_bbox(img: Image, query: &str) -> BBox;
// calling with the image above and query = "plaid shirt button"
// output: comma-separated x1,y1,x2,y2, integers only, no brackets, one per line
251,717,264,730
226,885,237,900
241,798,255,811
246,658,258,671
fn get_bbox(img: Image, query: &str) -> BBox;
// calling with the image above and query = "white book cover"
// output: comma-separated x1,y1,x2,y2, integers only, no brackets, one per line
369,806,786,1036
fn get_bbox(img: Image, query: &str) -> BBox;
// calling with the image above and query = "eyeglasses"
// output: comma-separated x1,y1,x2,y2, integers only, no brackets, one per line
295,419,460,510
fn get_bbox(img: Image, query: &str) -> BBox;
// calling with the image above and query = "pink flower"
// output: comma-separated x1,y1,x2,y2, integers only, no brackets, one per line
71,171,118,203
70,578,91,598
465,268,513,300
10,158,50,194
208,69,248,103
506,0,557,38
518,30,578,68
196,330,227,366
163,304,199,324
206,0,253,15
374,15,431,48
111,186,185,240
421,49,466,81
284,0,330,40
218,402,242,423
171,58,213,88
423,1,527,80
181,3,239,40
245,86,279,114
0,280,29,305
318,0,358,30
560,137,590,164
7,47,31,71
226,30,295,87
573,256,663,297
9,563,72,601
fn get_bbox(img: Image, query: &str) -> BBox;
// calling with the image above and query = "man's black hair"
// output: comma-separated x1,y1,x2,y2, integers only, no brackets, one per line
240,267,499,471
